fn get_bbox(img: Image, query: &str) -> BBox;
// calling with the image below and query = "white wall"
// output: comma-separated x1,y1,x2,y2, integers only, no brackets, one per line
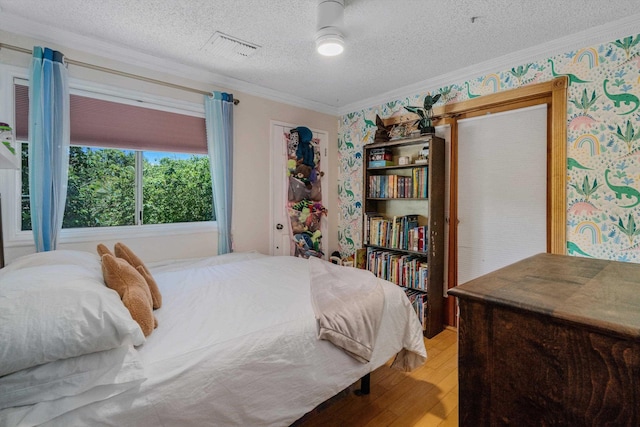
0,30,339,264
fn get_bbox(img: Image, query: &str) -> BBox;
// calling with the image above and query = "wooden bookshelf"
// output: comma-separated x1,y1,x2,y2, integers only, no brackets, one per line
361,134,445,338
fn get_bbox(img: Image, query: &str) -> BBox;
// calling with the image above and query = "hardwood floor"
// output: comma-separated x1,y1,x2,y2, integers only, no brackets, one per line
292,327,459,426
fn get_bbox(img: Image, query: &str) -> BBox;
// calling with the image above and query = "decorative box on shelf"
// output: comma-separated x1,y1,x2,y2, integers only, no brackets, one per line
368,147,393,168
368,160,394,168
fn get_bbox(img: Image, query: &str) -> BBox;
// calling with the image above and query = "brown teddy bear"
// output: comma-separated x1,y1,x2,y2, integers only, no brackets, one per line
98,242,162,310
294,163,313,189
101,253,157,337
114,243,162,309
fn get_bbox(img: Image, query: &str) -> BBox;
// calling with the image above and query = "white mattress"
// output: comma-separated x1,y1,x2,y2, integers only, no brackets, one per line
42,253,426,426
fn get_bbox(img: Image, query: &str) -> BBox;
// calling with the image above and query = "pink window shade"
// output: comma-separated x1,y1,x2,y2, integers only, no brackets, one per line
14,83,207,154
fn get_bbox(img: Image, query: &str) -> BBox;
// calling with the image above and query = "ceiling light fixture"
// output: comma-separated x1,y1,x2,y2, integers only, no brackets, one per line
316,0,345,56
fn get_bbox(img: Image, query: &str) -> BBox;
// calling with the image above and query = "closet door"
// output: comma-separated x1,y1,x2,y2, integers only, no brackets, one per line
457,105,547,285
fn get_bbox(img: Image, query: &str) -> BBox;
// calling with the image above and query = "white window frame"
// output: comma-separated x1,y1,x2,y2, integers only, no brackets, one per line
1,64,216,249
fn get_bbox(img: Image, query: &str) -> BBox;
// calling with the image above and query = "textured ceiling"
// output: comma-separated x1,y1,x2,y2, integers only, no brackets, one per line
1,0,640,114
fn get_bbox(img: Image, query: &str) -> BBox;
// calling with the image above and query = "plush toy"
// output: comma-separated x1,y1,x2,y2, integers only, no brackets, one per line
292,199,313,211
287,130,299,157
305,212,320,232
294,163,313,189
293,232,323,258
295,126,315,167
98,242,162,310
114,242,162,309
101,253,157,337
309,168,325,183
289,210,308,234
299,206,310,223
292,233,314,258
308,230,323,252
97,243,114,258
287,158,297,176
304,202,327,232
311,202,327,215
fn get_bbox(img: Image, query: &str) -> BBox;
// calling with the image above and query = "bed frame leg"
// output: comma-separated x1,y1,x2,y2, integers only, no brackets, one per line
355,373,370,396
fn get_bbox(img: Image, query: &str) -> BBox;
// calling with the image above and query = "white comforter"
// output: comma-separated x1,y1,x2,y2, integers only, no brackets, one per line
42,252,426,426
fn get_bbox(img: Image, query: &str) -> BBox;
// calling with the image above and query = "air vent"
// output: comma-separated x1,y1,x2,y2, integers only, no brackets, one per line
202,32,260,60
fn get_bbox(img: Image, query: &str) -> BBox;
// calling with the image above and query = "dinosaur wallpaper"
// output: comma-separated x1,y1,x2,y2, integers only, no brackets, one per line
337,31,640,263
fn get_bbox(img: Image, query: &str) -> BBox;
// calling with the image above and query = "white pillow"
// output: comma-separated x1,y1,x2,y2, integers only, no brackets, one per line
0,250,102,280
0,345,146,426
0,264,145,377
0,344,145,408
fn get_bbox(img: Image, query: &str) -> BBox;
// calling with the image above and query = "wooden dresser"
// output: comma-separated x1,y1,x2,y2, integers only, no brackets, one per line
448,253,640,426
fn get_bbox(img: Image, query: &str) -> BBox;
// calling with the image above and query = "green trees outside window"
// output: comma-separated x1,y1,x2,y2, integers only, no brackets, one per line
142,151,213,225
21,145,213,231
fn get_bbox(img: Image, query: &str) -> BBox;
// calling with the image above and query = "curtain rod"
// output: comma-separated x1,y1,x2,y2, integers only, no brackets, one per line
0,42,240,105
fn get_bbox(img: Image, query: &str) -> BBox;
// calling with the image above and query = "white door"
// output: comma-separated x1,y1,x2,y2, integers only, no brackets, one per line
457,105,547,284
269,121,329,256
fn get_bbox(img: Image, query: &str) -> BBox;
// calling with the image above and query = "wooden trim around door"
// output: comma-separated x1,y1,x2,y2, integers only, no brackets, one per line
441,77,568,327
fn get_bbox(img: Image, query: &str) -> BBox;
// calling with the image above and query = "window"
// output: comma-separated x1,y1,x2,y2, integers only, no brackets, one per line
15,81,213,231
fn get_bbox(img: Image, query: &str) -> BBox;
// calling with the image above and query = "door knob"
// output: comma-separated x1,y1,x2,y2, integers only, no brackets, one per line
276,223,284,230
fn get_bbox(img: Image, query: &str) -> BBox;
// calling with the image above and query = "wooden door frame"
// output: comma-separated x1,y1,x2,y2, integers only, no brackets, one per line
437,77,568,326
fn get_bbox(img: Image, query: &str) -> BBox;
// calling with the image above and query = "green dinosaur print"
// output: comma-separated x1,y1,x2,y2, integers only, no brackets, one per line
465,81,480,99
364,118,375,128
547,58,590,85
603,79,640,115
605,169,640,208
567,241,591,257
344,187,355,199
567,157,591,170
344,235,355,248
345,140,354,150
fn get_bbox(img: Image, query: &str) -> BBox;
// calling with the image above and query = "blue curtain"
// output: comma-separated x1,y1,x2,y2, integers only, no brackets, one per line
28,47,70,252
204,92,234,254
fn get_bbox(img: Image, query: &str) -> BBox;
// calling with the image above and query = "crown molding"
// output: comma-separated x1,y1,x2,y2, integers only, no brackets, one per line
337,12,640,116
0,12,340,116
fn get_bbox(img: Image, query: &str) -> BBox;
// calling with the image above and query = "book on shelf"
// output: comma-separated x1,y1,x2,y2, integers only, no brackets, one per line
355,248,367,269
404,289,428,330
365,214,427,251
363,212,383,245
408,225,429,252
368,167,427,199
365,246,429,291
411,167,428,198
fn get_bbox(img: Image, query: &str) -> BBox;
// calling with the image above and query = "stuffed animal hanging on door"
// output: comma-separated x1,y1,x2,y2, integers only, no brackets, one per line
294,126,315,167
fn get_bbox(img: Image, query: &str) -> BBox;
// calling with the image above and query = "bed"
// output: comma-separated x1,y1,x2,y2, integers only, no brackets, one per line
0,249,426,426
